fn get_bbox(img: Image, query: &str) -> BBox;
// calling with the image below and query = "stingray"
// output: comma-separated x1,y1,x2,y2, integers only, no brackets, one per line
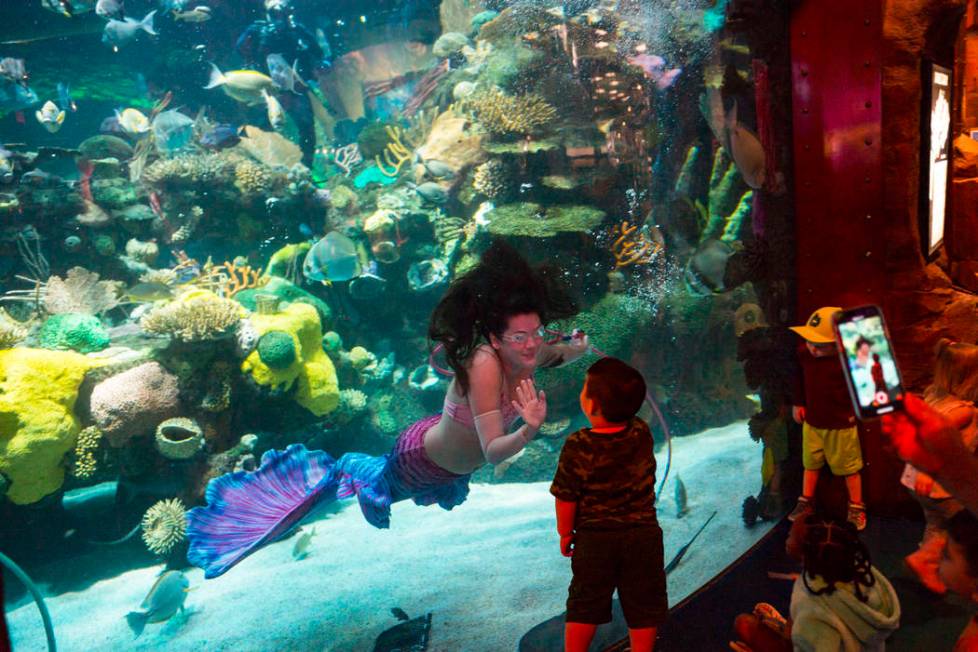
373,610,431,652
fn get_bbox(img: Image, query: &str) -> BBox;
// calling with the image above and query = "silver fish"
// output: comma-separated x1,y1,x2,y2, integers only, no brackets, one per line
303,231,362,283
125,570,189,638
0,58,27,86
172,5,212,22
675,475,688,518
412,181,448,204
102,10,156,49
420,158,455,180
292,526,316,560
152,109,194,154
266,54,305,94
96,0,124,19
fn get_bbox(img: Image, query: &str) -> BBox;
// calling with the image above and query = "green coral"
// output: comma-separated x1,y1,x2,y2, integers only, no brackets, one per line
241,303,340,416
38,313,110,353
356,122,394,159
258,331,297,369
487,203,605,238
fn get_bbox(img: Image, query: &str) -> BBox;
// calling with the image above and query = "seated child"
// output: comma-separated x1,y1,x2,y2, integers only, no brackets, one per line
789,307,867,531
902,339,978,594
550,357,668,652
790,515,900,651
939,510,978,651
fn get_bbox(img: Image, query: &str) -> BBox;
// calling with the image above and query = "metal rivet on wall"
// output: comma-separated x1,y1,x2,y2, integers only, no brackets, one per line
865,101,873,108
865,138,873,146
802,107,809,114
865,251,872,257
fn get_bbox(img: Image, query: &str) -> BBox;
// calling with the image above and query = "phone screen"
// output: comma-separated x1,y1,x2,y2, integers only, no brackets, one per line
833,306,905,418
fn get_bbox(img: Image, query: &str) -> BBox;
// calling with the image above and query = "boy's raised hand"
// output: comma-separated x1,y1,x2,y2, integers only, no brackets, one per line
512,378,546,429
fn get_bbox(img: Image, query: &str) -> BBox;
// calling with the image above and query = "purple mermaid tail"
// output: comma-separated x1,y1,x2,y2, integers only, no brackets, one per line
186,444,340,579
186,417,473,579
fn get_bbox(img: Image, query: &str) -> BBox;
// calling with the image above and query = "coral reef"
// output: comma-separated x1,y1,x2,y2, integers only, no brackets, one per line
0,309,27,349
142,153,231,189
471,160,512,200
71,426,102,480
331,388,368,426
486,203,605,238
89,361,182,447
258,330,297,369
37,313,111,353
140,290,244,341
155,417,205,460
44,267,121,316
234,159,273,197
141,498,187,556
462,87,558,136
235,277,331,325
240,302,340,416
0,348,99,504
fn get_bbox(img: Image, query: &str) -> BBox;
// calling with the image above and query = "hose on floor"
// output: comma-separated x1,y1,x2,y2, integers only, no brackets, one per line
0,550,57,652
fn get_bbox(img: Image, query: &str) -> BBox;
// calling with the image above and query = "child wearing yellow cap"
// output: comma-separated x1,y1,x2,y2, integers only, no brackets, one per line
788,307,867,531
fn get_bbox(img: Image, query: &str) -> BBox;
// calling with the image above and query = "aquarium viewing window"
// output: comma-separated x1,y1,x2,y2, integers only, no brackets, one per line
923,61,951,256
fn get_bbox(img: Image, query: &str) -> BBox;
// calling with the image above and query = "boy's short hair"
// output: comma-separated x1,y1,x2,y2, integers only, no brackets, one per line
948,510,978,578
585,357,646,422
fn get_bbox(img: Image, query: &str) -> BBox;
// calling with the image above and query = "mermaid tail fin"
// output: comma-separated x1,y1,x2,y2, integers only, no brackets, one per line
334,452,394,529
186,444,339,579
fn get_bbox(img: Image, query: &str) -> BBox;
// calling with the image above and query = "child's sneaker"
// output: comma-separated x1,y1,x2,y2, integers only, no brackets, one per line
847,502,867,531
788,496,813,522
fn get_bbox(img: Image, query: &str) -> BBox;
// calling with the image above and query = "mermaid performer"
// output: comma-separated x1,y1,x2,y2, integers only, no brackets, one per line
187,241,589,578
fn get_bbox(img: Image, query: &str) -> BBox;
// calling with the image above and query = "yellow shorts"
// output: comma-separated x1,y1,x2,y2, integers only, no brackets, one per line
802,423,863,476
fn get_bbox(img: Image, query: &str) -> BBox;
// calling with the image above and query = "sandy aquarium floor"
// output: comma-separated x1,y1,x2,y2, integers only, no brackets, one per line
6,420,776,652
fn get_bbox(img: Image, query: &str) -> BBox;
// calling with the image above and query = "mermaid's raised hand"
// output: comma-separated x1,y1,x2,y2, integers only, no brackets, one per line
512,378,546,430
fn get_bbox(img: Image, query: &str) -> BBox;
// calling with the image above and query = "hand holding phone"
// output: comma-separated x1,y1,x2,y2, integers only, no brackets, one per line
831,305,905,419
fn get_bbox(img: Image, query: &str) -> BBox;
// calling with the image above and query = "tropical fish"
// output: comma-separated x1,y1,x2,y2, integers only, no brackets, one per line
303,231,362,283
57,82,77,112
95,0,124,19
204,64,275,106
262,89,285,130
0,82,38,114
726,101,766,189
418,157,455,180
411,181,448,204
674,475,688,518
626,54,682,90
199,123,240,149
35,100,66,133
684,238,736,296
124,282,173,302
0,58,28,87
291,526,315,560
266,54,305,94
125,570,190,638
152,109,194,154
102,10,156,49
42,0,95,16
172,5,211,22
115,107,150,134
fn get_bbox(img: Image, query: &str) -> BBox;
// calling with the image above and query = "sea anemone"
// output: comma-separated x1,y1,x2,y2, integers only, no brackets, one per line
141,498,187,556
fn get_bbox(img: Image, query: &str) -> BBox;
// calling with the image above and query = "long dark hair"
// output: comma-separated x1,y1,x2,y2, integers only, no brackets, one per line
428,239,579,395
801,516,875,602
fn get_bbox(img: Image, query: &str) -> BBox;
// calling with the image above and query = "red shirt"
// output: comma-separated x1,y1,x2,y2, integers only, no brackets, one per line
792,348,857,429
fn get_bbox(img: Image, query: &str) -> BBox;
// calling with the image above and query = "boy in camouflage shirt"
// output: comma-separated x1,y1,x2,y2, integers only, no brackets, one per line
551,357,668,652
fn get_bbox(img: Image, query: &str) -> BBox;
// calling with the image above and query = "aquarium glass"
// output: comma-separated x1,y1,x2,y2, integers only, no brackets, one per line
0,1,794,649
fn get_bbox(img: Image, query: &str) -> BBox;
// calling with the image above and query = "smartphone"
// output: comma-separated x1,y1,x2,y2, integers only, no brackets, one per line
832,305,905,419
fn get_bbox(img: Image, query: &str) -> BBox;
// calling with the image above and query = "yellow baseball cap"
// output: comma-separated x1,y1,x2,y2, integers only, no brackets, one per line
789,306,842,343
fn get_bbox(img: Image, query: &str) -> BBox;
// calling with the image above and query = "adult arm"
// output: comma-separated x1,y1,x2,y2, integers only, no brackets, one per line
468,348,539,465
882,393,978,517
537,332,590,369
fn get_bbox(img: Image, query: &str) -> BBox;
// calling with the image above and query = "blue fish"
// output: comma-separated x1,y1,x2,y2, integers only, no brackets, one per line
199,124,240,149
57,82,77,112
0,82,38,114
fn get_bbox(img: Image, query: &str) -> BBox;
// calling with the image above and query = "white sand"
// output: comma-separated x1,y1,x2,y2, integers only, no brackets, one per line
6,420,776,651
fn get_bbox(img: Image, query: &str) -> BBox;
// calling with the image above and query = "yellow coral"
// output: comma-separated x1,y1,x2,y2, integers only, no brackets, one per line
234,160,272,197
348,346,376,371
463,87,558,135
140,289,244,341
375,125,414,178
72,425,102,479
0,309,27,349
241,303,339,416
472,160,511,199
0,348,100,504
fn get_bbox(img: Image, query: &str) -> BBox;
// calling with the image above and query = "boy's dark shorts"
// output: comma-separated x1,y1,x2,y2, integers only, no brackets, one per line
567,523,669,629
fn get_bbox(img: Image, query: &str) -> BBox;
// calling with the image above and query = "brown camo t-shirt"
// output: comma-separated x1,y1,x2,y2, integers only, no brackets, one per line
549,418,658,530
